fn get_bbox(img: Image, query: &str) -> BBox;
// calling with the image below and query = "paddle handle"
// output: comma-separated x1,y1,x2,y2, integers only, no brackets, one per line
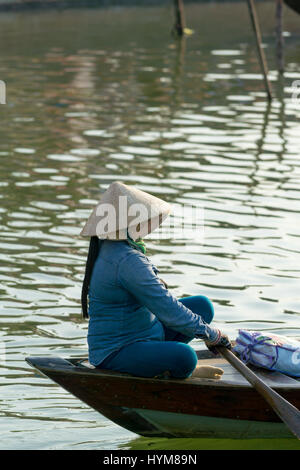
216,346,300,440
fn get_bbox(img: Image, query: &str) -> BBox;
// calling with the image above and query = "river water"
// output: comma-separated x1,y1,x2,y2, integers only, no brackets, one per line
1,2,300,450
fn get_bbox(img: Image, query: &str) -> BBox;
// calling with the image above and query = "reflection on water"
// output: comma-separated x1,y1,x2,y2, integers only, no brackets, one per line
0,2,300,450
122,436,300,450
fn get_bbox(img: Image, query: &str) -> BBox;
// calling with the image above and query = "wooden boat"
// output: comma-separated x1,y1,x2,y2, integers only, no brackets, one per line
284,0,300,15
26,349,300,439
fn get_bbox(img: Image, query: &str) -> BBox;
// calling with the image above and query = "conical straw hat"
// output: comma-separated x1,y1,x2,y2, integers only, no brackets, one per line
80,181,171,240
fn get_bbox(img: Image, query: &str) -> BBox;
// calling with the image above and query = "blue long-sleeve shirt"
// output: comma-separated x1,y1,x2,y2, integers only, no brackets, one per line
87,240,212,366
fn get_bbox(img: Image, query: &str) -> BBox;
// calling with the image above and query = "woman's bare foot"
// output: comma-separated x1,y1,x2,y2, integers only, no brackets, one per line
191,365,224,380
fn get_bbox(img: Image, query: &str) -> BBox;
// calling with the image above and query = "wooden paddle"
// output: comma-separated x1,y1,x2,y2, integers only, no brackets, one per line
215,346,300,440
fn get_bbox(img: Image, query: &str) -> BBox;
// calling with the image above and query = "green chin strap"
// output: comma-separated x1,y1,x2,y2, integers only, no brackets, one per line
127,230,146,255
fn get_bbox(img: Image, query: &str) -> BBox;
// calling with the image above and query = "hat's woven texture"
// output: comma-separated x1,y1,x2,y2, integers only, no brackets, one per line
80,181,171,240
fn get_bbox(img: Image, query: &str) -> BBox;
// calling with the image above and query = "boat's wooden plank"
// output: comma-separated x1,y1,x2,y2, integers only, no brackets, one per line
197,358,227,366
249,366,300,386
198,354,300,388
219,363,250,385
220,363,300,388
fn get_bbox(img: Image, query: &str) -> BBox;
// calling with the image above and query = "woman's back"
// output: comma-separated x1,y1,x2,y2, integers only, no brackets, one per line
88,240,164,366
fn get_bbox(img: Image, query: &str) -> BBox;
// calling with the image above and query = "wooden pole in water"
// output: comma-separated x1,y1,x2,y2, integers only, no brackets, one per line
246,0,273,101
276,0,284,74
173,0,186,37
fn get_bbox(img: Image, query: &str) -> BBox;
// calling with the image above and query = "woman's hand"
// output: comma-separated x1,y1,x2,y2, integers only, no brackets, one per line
205,328,232,354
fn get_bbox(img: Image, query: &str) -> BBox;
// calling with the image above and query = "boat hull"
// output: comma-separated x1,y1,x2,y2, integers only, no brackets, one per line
25,355,300,439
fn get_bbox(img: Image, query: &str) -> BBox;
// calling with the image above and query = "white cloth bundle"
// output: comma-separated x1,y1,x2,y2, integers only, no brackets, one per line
234,330,300,377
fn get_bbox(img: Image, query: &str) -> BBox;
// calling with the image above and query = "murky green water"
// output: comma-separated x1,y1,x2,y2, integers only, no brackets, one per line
1,2,300,450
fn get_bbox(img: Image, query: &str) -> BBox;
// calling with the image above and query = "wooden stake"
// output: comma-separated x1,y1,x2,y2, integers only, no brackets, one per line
173,0,186,37
276,0,284,74
246,0,273,101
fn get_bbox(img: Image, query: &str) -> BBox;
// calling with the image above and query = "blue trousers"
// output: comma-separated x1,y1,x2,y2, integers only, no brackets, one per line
97,295,214,379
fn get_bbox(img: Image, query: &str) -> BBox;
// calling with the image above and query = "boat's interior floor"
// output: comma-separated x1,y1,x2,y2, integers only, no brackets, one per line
78,356,300,388
195,357,300,387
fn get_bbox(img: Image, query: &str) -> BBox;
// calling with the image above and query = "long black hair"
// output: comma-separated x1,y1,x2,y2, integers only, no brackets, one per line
81,236,100,319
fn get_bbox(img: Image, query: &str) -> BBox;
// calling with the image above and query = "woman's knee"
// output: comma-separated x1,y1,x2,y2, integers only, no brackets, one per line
180,295,214,324
200,295,214,324
170,343,198,378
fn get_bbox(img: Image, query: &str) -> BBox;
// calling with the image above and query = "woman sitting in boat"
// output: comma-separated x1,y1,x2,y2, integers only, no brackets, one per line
81,181,231,379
